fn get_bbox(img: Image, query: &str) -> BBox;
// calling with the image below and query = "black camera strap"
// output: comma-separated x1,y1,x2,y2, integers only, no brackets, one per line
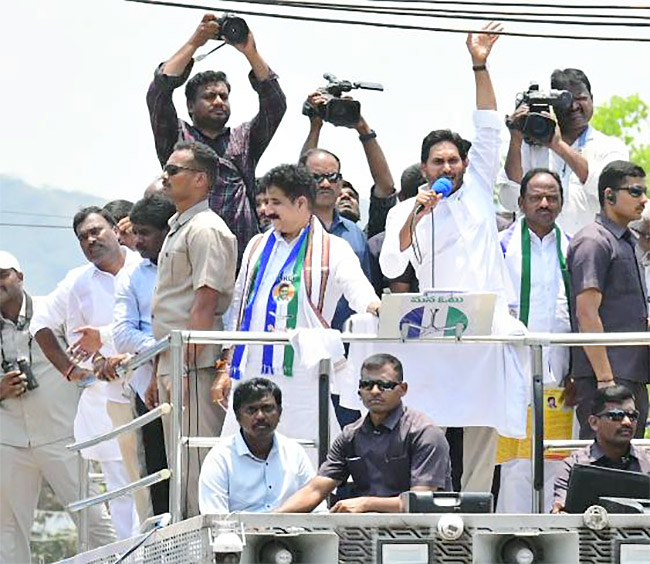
0,292,33,366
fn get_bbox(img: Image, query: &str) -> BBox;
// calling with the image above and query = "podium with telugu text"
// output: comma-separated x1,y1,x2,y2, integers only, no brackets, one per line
378,290,498,339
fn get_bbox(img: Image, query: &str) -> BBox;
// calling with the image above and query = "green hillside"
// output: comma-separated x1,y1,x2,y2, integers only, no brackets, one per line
0,176,106,295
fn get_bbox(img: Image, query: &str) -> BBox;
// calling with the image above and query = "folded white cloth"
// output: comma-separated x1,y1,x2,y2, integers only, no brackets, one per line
289,328,347,395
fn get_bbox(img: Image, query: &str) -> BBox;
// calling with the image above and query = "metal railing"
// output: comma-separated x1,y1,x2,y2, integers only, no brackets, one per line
66,328,650,548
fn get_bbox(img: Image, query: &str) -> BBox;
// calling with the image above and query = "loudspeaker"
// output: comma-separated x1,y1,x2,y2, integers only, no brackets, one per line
472,531,579,563
239,530,338,563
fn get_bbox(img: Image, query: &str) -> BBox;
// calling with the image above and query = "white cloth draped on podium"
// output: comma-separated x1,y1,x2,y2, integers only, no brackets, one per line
339,313,531,439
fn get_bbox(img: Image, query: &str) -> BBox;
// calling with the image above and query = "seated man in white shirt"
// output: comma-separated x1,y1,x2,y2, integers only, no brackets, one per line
498,68,628,236
198,377,318,514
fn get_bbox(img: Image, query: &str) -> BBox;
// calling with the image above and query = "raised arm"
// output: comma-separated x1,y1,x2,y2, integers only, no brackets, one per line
299,92,325,158
355,116,395,198
466,22,502,111
162,14,219,77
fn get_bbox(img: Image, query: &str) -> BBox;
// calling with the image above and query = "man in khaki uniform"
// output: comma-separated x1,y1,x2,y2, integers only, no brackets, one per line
0,252,116,563
150,140,237,518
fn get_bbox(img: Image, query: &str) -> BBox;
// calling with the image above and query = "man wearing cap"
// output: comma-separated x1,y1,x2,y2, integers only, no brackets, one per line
0,252,116,564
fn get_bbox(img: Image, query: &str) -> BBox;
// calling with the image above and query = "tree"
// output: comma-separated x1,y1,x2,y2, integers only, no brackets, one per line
591,94,650,172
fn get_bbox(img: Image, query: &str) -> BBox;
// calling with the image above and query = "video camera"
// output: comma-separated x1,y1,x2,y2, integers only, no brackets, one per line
302,73,384,127
217,13,249,44
508,83,573,145
2,357,38,391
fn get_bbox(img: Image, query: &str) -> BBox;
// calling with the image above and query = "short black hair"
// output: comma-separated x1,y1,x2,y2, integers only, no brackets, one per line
520,167,564,202
361,353,403,382
103,200,134,223
598,160,646,207
129,194,176,231
299,148,342,172
590,385,635,415
72,206,116,235
551,68,592,97
172,140,219,190
185,70,231,105
420,129,472,164
233,377,282,416
260,163,317,206
400,163,426,200
341,180,359,201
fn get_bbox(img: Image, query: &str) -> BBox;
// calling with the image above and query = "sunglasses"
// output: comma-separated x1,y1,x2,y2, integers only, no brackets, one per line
596,409,640,422
313,171,342,184
614,185,647,198
163,163,204,176
358,379,401,391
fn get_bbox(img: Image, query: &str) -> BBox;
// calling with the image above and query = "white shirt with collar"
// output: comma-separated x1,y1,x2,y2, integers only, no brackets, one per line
497,126,629,236
31,247,141,460
198,430,317,514
500,218,571,383
380,110,515,304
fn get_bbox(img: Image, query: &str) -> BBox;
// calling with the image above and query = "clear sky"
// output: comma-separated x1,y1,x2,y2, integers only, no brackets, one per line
2,0,649,213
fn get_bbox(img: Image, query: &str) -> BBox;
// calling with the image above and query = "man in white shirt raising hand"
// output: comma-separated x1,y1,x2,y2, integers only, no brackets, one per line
380,22,527,493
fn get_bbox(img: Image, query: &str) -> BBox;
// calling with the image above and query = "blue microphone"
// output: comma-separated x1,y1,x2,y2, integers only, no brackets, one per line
414,176,453,214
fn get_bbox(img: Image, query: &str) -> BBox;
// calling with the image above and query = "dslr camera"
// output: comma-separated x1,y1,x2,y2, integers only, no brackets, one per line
2,357,39,391
217,13,249,44
302,73,384,128
508,83,573,145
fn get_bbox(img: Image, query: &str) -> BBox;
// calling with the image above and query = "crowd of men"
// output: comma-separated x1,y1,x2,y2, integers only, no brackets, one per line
1,14,649,562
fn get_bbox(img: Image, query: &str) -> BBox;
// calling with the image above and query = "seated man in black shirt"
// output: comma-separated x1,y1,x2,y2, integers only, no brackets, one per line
276,353,450,513
552,385,650,513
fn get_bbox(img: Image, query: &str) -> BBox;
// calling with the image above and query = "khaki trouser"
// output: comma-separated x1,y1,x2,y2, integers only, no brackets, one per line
460,426,498,492
0,439,116,564
106,400,153,523
441,426,498,492
158,366,225,518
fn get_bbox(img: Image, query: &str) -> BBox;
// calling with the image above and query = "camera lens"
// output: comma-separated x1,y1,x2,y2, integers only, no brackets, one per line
220,16,249,44
523,113,554,145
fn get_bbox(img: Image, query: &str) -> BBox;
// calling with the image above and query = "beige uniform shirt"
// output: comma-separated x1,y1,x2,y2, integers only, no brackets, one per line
0,294,80,448
152,199,237,375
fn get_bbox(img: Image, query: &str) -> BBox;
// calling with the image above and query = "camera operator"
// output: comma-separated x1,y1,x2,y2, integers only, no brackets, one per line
147,13,287,265
300,91,396,239
498,69,628,236
0,252,115,564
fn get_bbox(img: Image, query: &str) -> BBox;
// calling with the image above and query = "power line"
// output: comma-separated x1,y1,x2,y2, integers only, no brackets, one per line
124,0,650,41
225,0,650,27
0,223,70,229
290,2,650,22
364,0,648,9
0,210,72,219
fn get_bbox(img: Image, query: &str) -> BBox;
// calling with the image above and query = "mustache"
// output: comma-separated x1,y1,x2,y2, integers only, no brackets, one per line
266,214,280,220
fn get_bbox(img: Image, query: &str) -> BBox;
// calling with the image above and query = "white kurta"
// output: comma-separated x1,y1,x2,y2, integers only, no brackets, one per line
498,218,572,514
366,110,530,438
500,218,571,384
31,248,141,460
222,221,379,445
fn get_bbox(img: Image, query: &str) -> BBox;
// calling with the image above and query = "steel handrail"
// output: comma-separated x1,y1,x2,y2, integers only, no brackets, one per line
67,469,171,513
68,403,172,451
116,337,169,377
544,438,650,451
86,328,650,526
